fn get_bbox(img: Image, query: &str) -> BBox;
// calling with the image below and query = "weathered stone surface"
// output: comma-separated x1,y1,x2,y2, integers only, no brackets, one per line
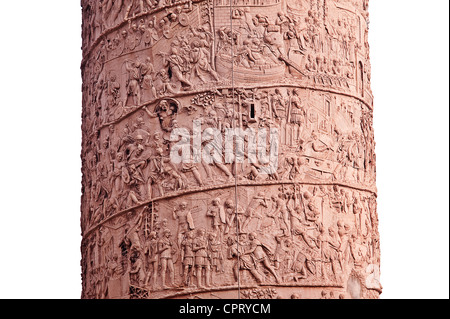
81,0,380,299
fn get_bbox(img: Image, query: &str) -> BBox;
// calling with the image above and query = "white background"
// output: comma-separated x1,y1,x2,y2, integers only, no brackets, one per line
0,0,448,299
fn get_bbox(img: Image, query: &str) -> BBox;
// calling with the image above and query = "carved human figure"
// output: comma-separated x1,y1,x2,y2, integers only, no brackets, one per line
207,148,234,182
273,236,291,272
124,60,142,106
224,199,240,234
129,250,146,287
149,147,185,196
243,192,269,232
208,232,224,275
353,192,364,236
206,198,226,235
289,89,305,127
317,224,341,280
140,57,157,99
172,201,195,247
271,89,287,120
110,151,128,207
156,69,178,96
193,228,211,288
158,229,176,289
243,232,281,284
190,40,220,83
336,221,351,271
144,231,159,289
289,205,319,249
226,236,263,284
159,47,193,90
269,194,291,237
180,230,195,287
181,152,204,188
125,0,145,20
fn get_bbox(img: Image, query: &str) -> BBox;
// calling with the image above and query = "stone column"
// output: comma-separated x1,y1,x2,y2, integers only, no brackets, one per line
81,0,380,299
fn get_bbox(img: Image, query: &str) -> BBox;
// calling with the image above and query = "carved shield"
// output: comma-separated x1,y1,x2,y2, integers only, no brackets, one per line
178,13,189,27
219,206,226,224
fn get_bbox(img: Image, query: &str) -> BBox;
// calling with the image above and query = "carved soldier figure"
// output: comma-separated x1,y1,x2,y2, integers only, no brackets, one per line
140,57,157,99
144,231,159,289
180,151,204,188
243,192,270,232
290,205,319,249
244,232,281,284
269,194,291,237
317,224,341,280
180,230,195,287
173,201,195,247
224,199,240,234
289,89,305,126
227,236,263,284
193,228,211,288
208,232,224,275
158,229,176,289
206,198,226,235
124,60,142,106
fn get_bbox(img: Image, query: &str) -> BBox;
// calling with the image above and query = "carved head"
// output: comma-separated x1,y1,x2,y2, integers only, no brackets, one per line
197,228,206,237
163,229,171,238
136,145,144,155
224,199,234,208
135,135,144,144
328,227,336,237
208,232,217,241
249,232,257,240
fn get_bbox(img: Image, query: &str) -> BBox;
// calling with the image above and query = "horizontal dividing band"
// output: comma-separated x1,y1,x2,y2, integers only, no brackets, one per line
82,179,377,240
87,81,373,140
132,282,345,299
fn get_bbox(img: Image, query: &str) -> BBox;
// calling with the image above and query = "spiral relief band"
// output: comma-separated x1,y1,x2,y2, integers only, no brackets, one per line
81,0,380,299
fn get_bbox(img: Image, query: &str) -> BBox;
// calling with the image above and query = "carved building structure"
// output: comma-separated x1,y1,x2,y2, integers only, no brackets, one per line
80,0,380,299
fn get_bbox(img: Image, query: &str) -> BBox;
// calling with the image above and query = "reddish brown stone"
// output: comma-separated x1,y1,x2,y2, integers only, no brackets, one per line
81,0,380,299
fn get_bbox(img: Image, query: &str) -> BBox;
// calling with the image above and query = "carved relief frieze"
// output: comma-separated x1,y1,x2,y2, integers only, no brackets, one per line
81,0,379,299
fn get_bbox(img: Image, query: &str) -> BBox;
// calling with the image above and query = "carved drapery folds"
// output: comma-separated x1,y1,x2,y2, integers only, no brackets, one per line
81,0,380,299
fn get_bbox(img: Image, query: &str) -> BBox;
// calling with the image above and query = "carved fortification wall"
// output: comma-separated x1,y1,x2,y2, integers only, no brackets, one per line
80,0,380,299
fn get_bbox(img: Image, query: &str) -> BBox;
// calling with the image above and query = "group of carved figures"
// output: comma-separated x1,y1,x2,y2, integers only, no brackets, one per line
81,182,379,298
82,0,195,49
81,83,376,233
81,0,377,299
81,0,372,138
